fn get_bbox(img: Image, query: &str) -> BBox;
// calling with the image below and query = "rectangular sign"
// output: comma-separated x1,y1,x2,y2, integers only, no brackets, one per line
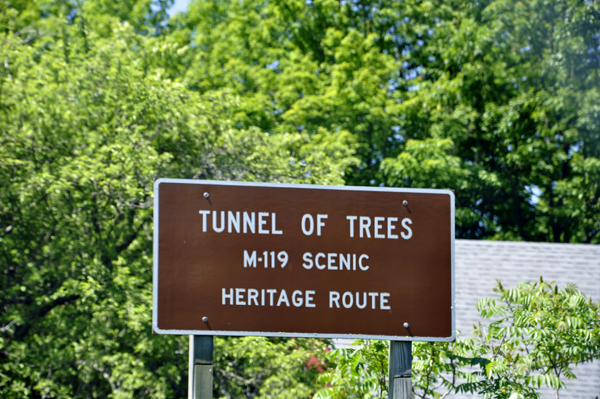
153,179,455,341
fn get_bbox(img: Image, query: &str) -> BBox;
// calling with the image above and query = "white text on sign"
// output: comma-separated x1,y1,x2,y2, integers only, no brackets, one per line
221,288,392,310
198,210,413,239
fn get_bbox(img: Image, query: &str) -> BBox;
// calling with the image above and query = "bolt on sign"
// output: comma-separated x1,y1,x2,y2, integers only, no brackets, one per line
153,179,455,341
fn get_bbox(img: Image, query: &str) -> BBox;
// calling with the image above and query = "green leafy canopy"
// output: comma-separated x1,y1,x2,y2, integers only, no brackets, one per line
0,4,354,397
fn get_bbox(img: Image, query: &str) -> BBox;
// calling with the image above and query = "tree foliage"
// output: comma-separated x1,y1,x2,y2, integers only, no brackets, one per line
214,337,329,399
319,279,600,399
467,279,600,399
381,0,600,242
0,2,354,397
315,339,389,399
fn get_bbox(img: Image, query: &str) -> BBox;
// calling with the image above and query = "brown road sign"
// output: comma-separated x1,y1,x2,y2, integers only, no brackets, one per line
153,179,455,341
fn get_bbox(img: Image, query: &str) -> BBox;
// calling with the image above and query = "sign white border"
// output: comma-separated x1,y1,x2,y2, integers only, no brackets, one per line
153,179,456,341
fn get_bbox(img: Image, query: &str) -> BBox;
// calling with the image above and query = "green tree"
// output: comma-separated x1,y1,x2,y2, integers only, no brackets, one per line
318,279,600,399
316,338,479,399
1,0,172,37
163,0,445,186
316,339,389,399
467,279,600,399
381,0,600,242
0,9,356,397
214,337,329,399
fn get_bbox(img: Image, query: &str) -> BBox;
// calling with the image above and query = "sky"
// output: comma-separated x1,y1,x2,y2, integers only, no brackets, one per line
168,0,189,16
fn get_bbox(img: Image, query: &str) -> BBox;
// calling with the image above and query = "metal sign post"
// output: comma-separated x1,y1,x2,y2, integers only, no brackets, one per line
389,341,412,399
189,335,213,399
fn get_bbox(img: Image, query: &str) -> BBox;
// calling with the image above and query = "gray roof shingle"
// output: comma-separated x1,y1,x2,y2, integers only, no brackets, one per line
453,240,599,399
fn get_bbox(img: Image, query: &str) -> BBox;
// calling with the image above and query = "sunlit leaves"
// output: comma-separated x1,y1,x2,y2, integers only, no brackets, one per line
470,278,600,398
214,337,329,399
0,8,354,398
315,339,389,399
318,279,600,399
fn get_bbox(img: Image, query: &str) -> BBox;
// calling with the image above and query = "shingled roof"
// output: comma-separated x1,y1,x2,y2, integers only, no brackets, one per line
333,239,600,398
454,239,600,399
